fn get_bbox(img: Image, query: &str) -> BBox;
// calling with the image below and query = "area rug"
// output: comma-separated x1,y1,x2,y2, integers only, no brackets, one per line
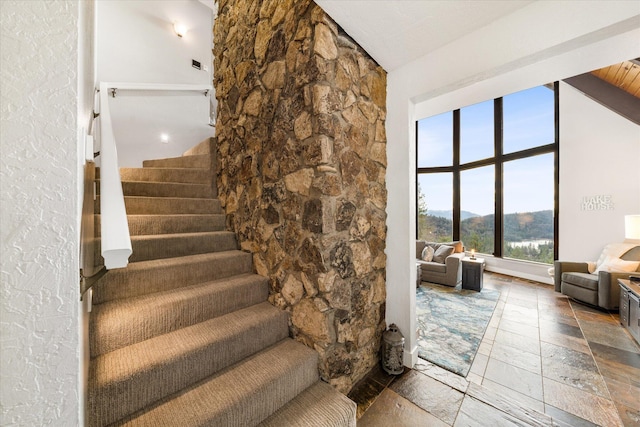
416,283,500,377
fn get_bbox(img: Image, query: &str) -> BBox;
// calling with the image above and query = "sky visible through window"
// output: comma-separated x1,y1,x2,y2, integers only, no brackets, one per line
418,86,554,216
504,86,554,154
461,100,494,164
417,112,451,168
504,154,554,215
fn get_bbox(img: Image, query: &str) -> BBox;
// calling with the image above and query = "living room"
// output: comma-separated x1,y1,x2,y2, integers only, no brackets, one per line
348,1,640,373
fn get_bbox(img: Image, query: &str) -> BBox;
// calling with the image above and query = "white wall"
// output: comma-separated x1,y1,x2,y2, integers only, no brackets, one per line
559,83,640,261
105,92,214,167
96,0,212,85
96,0,214,166
1,1,81,424
386,2,640,367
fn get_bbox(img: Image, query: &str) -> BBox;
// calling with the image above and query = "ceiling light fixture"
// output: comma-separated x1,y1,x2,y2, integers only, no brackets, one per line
173,22,187,38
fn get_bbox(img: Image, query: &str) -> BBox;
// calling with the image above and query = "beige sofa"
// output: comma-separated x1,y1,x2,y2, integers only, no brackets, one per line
416,240,465,287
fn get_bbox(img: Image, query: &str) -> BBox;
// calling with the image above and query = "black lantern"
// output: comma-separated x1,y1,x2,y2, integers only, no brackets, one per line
382,323,405,375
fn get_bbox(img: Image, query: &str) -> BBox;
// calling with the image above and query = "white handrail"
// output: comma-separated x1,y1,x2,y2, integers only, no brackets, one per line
98,82,132,269
103,82,212,97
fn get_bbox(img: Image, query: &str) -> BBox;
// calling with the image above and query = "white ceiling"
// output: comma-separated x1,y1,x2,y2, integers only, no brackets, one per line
315,0,534,71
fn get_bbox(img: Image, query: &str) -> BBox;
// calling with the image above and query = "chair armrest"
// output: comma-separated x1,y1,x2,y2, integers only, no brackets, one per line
445,252,465,269
444,253,465,284
416,241,426,260
598,271,634,310
553,261,589,292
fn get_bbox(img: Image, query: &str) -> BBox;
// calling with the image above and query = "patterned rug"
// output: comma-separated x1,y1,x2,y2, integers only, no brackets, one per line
416,283,500,377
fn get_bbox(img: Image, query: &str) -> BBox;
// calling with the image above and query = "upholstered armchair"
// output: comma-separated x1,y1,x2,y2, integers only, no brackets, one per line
416,240,465,287
554,244,640,310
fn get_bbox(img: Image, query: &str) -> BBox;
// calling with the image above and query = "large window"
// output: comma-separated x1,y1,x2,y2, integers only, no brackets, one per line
416,84,558,263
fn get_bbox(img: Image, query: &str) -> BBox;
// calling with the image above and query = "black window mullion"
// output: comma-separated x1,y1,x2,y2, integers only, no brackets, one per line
553,81,560,261
494,98,503,258
415,120,419,239
452,110,461,241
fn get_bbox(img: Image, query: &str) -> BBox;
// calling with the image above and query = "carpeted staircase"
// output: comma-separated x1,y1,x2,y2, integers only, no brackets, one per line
89,138,356,426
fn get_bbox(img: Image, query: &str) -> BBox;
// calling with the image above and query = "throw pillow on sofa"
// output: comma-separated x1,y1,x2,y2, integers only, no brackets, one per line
421,245,434,262
433,245,455,263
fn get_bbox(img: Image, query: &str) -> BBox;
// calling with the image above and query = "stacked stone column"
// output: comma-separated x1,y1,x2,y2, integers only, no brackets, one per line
214,0,387,392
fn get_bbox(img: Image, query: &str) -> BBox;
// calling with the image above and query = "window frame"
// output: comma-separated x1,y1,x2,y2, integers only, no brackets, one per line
415,82,559,262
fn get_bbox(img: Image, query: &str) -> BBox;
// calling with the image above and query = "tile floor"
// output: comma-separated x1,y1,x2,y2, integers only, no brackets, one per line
349,272,640,426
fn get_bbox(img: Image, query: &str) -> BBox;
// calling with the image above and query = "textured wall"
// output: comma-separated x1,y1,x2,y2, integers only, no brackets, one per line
1,1,81,424
214,0,387,392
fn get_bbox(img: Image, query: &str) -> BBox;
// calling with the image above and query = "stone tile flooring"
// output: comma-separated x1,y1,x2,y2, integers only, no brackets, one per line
350,272,640,426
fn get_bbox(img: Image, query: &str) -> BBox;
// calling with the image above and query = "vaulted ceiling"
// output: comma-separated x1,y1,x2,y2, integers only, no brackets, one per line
591,59,640,98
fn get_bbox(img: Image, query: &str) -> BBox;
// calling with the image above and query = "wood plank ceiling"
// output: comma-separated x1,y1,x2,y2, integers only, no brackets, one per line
591,59,640,98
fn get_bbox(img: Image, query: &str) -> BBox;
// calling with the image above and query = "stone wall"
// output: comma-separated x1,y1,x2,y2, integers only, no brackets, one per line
213,0,387,392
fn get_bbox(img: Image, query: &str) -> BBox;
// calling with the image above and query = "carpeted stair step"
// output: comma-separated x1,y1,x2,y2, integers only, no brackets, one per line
94,231,238,264
94,196,221,215
183,137,214,156
258,381,357,427
107,338,319,427
116,167,211,184
143,154,210,169
90,273,269,357
95,214,226,236
88,302,290,427
92,251,253,304
98,180,214,199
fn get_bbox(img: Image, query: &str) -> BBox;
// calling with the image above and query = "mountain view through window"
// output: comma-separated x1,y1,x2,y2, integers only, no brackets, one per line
416,85,557,264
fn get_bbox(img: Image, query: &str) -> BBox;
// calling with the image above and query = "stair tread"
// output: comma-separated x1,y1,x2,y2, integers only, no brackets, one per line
89,302,291,426
122,250,249,268
121,167,210,172
116,167,211,184
102,179,211,186
97,232,238,265
125,214,224,218
183,138,213,156
123,195,215,201
90,273,268,356
90,301,287,383
122,166,210,170
143,154,210,168
128,230,236,241
95,195,222,215
96,214,226,236
118,181,214,196
259,381,356,427
101,167,211,174
109,339,319,427
92,250,253,304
